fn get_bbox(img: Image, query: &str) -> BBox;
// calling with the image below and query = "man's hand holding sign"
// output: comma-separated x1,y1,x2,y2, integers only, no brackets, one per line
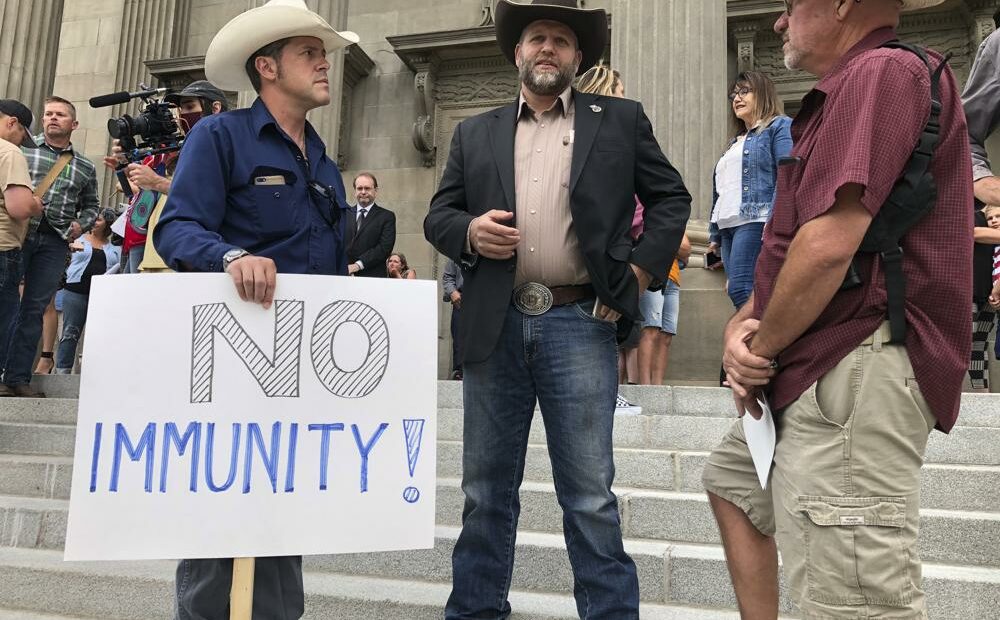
65,4,431,620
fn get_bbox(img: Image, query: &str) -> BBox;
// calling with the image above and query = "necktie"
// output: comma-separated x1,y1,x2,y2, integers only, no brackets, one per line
357,208,367,225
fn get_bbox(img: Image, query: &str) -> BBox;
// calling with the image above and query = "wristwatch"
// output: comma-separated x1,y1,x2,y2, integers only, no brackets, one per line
222,248,249,272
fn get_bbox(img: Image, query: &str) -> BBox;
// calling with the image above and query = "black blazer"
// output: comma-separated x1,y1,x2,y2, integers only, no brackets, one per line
424,90,691,364
347,203,396,278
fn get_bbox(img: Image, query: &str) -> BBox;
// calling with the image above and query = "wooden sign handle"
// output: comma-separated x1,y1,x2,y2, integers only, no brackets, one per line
230,557,255,620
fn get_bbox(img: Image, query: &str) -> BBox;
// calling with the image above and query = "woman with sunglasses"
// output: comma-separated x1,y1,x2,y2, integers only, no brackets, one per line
708,71,792,310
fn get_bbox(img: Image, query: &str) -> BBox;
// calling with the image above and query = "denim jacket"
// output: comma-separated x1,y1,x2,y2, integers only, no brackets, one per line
709,115,793,244
65,237,121,285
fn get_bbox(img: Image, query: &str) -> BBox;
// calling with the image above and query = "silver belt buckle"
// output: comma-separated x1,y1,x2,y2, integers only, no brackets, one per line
513,282,554,316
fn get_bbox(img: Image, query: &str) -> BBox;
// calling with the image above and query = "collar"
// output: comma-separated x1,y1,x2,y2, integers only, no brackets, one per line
35,135,74,155
249,97,323,150
814,27,898,95
517,86,573,119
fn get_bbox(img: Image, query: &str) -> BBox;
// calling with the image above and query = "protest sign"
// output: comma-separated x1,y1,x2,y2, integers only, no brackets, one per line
64,274,437,561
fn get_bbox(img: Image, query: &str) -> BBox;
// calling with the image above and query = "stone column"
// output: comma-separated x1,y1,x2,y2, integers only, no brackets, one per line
0,0,66,120
307,0,351,159
101,0,189,200
236,0,270,110
612,0,728,226
613,0,730,384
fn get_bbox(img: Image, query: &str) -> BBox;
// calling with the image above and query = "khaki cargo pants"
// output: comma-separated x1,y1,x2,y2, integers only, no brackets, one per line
703,323,937,619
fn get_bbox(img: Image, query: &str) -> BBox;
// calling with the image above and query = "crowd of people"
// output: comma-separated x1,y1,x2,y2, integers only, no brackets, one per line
1,0,1000,618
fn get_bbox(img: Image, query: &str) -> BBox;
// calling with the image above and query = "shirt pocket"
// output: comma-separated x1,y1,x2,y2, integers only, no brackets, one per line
249,184,300,241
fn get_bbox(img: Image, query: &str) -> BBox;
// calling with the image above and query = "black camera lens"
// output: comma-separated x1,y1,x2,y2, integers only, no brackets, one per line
107,116,133,139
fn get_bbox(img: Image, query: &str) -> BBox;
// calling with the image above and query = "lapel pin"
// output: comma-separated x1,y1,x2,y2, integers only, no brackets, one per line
590,104,602,113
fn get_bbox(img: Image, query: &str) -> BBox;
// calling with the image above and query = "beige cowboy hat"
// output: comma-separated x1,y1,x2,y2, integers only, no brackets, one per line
205,0,359,92
495,0,608,76
901,0,947,10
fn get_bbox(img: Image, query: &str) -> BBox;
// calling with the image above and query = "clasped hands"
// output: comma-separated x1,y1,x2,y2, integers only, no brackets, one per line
468,210,652,322
723,318,778,420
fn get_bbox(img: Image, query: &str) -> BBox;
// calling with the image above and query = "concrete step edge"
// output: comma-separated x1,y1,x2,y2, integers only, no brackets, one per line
0,547,754,619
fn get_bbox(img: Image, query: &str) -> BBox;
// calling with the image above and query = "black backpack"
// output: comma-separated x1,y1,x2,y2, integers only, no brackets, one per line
840,41,952,343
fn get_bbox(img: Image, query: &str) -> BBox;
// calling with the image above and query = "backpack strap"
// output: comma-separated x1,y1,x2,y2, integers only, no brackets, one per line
855,41,952,343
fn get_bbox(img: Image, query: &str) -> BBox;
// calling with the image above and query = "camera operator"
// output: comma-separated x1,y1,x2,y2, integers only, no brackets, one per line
105,80,230,273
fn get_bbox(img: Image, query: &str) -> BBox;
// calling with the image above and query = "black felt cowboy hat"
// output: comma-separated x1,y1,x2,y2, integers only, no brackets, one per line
495,0,608,76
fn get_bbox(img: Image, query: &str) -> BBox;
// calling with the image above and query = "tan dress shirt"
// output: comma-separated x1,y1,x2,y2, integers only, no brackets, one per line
513,87,589,287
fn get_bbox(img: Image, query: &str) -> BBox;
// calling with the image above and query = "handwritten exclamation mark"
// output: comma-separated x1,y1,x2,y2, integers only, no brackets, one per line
402,419,425,504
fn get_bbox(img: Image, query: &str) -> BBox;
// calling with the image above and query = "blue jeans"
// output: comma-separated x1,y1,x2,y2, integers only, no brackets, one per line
446,302,638,619
2,227,68,386
175,556,303,620
719,221,766,309
56,290,88,371
0,248,22,376
125,244,144,273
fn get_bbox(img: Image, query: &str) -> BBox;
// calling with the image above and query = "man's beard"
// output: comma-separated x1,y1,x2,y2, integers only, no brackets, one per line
783,41,804,71
520,56,576,97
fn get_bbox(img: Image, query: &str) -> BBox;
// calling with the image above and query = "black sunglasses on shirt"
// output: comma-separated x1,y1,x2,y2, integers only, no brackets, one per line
307,180,342,229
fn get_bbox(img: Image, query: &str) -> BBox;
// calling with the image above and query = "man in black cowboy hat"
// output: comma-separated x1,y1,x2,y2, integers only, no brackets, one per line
425,1,691,617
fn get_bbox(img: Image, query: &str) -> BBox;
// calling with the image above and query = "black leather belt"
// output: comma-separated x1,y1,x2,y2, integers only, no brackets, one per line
512,282,594,316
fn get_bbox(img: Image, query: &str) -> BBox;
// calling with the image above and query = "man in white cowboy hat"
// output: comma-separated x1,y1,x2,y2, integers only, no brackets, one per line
703,0,969,618
152,1,357,618
425,1,691,617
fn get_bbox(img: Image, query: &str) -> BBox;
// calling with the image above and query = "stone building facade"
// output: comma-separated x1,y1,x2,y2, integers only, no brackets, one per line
0,0,995,382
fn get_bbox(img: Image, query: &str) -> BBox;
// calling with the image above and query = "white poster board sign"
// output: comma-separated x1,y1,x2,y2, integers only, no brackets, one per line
65,274,437,561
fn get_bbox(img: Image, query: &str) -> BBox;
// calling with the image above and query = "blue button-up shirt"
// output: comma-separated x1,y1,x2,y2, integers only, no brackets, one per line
154,97,349,275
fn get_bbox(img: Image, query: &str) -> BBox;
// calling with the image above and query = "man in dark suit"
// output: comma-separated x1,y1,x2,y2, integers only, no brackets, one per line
424,1,690,617
347,171,395,277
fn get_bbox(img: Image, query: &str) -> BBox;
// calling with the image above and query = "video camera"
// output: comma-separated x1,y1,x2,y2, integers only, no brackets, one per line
89,85,185,197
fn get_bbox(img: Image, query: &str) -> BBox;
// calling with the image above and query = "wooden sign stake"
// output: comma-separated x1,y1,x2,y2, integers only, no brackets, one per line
230,557,255,620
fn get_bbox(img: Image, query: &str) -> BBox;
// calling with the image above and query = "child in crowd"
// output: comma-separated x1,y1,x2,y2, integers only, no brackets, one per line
971,204,1000,391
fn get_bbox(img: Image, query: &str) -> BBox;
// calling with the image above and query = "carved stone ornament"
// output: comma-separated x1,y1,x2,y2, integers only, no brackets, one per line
480,0,498,26
732,23,759,73
412,60,439,168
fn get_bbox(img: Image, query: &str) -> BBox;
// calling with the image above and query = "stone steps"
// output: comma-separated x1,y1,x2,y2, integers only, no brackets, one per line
2,476,998,568
2,378,997,618
0,547,757,620
0,541,996,618
3,449,999,514
4,402,1000,466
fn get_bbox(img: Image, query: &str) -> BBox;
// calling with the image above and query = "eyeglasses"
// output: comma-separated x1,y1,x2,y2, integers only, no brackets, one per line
307,180,342,229
728,87,753,101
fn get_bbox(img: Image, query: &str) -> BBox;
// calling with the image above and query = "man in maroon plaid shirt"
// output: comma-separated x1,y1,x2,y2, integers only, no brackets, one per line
701,0,972,618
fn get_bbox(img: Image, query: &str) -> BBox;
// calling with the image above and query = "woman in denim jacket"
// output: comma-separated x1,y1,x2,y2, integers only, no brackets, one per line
708,71,792,308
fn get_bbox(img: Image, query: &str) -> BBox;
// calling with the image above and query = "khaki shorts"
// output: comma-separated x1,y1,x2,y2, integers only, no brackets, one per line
702,323,936,619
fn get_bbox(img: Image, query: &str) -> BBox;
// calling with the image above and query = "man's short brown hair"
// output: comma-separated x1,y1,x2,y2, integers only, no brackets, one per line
44,96,76,120
353,172,379,189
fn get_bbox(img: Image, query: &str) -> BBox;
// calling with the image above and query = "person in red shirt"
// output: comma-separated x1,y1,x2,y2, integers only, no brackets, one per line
701,0,969,619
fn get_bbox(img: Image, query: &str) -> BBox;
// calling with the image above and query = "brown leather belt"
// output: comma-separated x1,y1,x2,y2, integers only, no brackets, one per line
512,282,594,316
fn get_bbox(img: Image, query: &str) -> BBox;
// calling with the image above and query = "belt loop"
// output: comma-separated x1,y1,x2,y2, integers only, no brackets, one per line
872,324,884,352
